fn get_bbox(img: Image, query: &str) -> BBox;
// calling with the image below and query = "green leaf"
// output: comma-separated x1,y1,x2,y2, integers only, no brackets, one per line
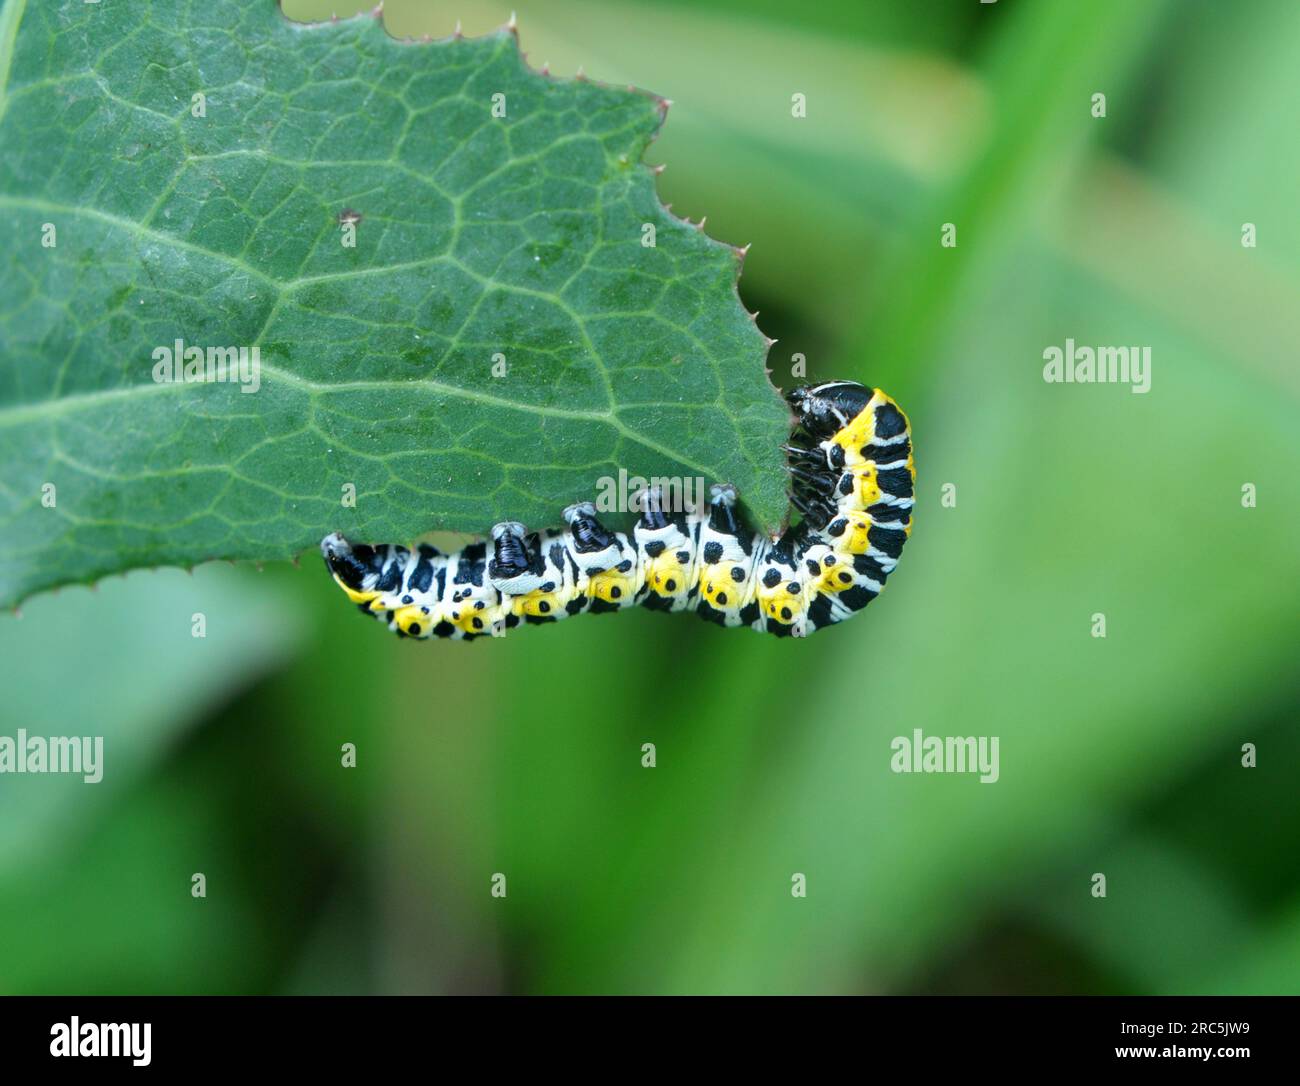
0,0,786,607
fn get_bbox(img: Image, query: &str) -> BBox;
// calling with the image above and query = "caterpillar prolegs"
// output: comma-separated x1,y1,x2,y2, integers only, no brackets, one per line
321,381,914,641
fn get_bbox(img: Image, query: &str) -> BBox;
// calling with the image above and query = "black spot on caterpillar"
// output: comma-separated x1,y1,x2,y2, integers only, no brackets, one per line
321,381,914,640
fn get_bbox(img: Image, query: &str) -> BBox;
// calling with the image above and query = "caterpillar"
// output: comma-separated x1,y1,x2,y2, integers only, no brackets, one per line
320,381,913,640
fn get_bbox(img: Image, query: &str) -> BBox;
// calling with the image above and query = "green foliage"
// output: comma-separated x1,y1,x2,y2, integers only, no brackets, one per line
0,565,301,992
0,0,786,607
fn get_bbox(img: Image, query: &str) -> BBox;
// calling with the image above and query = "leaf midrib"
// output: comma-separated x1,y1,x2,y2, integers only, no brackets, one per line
0,355,723,482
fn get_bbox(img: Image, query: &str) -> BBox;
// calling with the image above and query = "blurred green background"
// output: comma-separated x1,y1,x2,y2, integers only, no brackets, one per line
2,0,1298,994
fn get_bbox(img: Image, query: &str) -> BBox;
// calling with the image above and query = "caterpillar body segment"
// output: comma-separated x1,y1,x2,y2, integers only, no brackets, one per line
322,381,914,641
631,490,697,614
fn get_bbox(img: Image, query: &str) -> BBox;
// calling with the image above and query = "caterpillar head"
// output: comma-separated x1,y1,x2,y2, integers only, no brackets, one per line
320,533,387,608
788,381,874,440
321,532,376,589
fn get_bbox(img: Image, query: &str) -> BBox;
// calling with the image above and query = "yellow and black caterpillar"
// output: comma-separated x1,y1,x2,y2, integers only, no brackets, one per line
321,381,913,640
